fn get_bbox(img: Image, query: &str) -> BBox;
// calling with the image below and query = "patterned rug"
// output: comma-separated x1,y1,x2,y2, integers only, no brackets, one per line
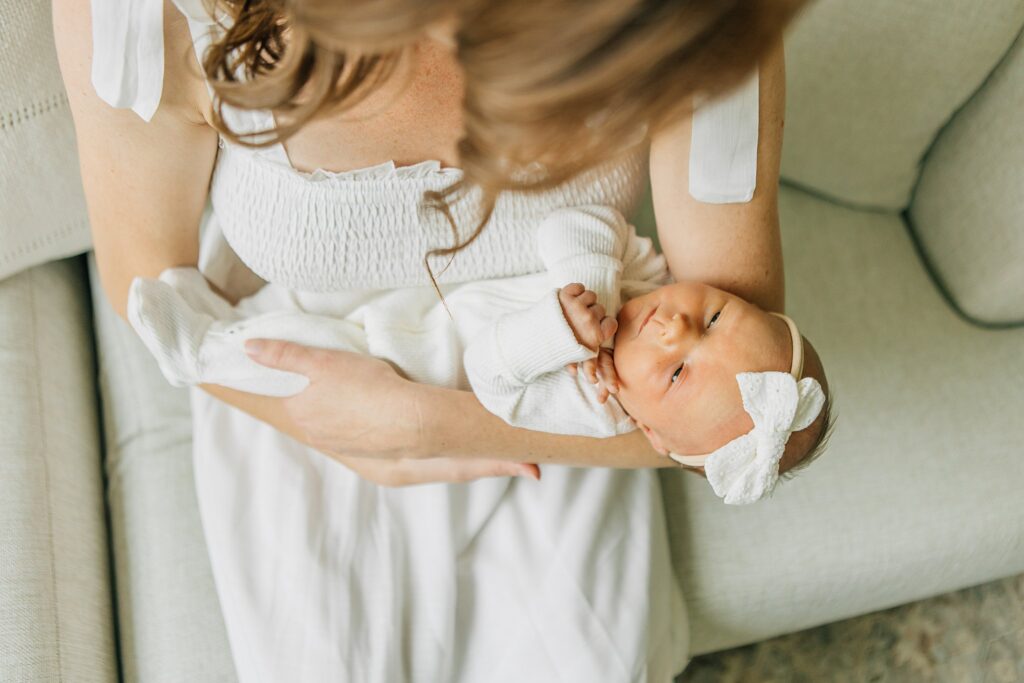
678,573,1024,683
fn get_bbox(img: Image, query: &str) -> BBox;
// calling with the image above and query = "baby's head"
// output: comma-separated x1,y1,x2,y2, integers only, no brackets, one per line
612,281,833,503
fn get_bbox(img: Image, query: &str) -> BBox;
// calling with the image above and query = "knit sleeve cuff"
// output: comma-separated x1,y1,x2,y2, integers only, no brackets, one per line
547,255,622,315
495,289,597,383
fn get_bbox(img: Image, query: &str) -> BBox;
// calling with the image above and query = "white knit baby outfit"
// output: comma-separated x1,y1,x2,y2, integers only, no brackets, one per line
91,1,760,681
129,205,669,433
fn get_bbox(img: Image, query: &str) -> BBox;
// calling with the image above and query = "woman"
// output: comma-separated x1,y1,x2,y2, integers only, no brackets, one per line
55,0,799,679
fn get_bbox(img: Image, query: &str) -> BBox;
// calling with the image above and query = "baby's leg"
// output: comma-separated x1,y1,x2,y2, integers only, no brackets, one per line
128,268,367,397
198,310,369,396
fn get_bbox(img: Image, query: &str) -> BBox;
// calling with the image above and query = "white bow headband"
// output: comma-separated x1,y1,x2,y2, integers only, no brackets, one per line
668,313,826,505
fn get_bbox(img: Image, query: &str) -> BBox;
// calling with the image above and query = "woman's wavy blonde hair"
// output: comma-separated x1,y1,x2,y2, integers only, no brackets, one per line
203,0,805,285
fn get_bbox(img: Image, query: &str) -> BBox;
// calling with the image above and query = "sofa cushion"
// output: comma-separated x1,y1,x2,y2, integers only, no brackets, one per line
661,186,1024,655
89,255,237,683
0,257,117,682
0,0,92,281
782,0,1024,210
907,29,1024,325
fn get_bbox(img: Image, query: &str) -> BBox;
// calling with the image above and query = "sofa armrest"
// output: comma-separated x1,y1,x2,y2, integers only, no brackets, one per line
0,257,117,682
909,29,1024,326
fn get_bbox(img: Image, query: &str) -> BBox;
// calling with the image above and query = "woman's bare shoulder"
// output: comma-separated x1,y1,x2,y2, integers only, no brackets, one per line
53,0,210,126
162,0,214,124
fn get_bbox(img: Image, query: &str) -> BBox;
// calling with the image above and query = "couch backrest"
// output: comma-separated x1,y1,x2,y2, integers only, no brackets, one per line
781,0,1024,212
0,0,91,282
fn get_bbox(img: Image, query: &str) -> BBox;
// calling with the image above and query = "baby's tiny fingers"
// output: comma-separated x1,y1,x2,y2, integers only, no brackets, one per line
584,358,599,384
576,289,598,307
561,283,585,297
597,386,609,404
599,316,618,341
597,350,619,393
565,362,578,376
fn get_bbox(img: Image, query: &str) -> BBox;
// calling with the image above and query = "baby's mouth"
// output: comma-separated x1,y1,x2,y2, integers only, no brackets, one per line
637,305,658,338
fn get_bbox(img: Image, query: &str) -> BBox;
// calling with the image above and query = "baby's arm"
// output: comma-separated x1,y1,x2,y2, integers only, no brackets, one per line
536,205,630,328
464,285,633,438
128,267,368,397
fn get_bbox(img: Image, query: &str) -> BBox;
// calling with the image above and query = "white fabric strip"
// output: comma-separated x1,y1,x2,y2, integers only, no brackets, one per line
90,0,216,122
689,69,760,204
91,0,165,121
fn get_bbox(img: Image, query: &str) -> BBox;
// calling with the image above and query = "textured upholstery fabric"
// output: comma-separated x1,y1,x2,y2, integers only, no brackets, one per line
660,187,1024,655
88,255,237,683
0,0,92,281
908,29,1024,325
782,0,1024,210
0,257,116,682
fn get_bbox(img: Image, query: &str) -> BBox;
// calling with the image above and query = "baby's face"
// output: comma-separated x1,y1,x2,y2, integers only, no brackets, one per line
612,282,791,456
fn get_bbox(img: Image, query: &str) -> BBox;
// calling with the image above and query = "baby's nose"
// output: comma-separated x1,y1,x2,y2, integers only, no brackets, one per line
658,313,692,342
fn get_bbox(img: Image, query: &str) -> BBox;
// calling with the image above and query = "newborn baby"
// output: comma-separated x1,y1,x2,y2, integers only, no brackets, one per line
465,277,831,504
128,206,832,504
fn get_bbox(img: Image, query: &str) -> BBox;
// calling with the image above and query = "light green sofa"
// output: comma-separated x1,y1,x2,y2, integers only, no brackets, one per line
2,0,1023,680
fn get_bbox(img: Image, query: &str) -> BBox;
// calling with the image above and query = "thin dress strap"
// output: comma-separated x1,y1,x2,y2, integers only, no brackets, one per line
89,0,292,166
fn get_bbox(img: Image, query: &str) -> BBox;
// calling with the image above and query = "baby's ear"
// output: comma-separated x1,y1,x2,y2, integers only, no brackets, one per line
635,420,671,456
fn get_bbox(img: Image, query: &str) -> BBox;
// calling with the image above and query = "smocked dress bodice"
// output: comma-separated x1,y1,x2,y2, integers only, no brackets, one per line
210,142,646,292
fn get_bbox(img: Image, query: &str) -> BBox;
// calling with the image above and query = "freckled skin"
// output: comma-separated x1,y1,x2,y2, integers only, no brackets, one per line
612,281,791,457
282,41,465,173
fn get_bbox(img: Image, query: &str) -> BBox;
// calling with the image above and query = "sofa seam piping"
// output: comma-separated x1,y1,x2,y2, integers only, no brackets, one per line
28,265,65,680
83,256,126,683
899,211,1024,330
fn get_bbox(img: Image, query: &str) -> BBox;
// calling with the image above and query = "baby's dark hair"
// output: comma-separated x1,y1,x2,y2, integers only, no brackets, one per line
777,335,835,481
779,393,836,481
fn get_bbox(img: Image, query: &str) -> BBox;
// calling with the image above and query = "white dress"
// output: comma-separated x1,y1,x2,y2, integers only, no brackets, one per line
90,2,760,681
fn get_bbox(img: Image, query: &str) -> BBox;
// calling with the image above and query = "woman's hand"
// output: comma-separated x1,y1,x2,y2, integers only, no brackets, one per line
244,339,422,459
244,338,540,483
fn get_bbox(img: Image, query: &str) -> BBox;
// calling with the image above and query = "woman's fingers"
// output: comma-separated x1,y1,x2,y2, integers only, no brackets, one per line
245,338,321,376
368,457,541,486
583,358,599,384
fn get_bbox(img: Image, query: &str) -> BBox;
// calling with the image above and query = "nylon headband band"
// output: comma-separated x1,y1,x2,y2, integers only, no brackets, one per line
768,312,804,380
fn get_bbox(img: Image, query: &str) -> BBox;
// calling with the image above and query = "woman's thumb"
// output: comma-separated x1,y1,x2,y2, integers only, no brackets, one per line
245,339,317,374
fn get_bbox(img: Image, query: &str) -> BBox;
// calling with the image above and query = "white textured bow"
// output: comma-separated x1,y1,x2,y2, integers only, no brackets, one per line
703,372,825,505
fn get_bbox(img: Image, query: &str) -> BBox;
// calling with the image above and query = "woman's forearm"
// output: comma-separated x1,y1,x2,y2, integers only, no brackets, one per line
235,339,683,470
417,384,675,468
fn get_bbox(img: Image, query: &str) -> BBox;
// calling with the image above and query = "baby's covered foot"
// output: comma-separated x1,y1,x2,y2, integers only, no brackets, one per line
128,272,311,396
127,275,215,387
158,267,241,321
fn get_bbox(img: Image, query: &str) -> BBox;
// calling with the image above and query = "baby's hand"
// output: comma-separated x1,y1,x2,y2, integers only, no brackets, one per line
557,283,617,350
570,347,619,404
558,284,620,403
